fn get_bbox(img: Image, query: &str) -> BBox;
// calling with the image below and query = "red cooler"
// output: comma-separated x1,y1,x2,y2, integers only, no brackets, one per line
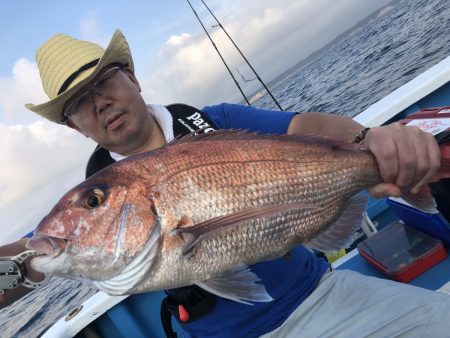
357,222,448,283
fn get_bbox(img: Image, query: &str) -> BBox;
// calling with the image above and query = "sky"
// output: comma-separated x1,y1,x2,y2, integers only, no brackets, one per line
0,0,393,245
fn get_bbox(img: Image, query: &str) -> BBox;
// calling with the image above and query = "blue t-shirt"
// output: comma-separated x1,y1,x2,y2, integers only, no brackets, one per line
172,103,330,338
202,103,295,134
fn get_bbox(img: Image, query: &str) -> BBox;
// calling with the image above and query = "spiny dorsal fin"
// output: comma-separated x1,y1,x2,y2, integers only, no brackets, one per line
169,129,366,151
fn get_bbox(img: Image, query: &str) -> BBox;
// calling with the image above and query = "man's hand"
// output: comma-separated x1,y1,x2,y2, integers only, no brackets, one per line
287,114,441,200
364,122,441,198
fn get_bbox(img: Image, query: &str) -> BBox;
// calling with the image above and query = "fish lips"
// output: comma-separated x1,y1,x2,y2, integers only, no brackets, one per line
27,235,68,257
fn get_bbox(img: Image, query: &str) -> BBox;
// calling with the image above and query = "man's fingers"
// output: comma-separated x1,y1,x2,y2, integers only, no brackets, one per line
365,123,440,196
365,127,398,183
392,125,417,189
368,183,402,199
411,132,441,194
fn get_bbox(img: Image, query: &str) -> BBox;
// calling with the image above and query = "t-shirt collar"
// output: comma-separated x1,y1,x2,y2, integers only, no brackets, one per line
110,104,173,161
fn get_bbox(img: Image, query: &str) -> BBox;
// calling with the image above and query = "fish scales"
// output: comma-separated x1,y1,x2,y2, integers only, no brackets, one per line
126,137,380,290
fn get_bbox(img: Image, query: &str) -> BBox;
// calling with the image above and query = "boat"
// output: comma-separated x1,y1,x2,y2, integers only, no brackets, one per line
39,55,450,337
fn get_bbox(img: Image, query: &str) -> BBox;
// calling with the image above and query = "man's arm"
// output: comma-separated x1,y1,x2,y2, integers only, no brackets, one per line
287,113,441,198
0,238,45,309
287,112,364,141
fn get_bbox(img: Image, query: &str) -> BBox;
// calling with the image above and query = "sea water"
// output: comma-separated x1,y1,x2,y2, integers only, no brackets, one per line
254,0,450,116
1,0,449,336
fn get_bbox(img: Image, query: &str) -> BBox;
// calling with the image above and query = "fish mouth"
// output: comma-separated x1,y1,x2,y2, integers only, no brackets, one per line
26,235,68,258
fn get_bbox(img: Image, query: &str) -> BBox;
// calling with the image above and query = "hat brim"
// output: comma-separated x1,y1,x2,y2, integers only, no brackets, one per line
26,29,134,124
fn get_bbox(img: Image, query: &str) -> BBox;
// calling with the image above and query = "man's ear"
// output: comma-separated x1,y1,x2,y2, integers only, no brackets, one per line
123,68,142,92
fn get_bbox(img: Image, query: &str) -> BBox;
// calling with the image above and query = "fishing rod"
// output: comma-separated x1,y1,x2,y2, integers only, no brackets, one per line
199,0,284,111
186,0,251,105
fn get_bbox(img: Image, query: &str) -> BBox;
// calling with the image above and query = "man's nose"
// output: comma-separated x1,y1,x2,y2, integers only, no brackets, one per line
92,92,112,113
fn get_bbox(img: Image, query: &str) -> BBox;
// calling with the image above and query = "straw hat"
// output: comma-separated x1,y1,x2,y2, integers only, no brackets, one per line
26,29,134,124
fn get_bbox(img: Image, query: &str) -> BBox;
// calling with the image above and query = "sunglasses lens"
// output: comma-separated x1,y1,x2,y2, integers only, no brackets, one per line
65,92,91,118
63,66,121,119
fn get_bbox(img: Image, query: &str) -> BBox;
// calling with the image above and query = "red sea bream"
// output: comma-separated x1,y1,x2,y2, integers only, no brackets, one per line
27,131,448,303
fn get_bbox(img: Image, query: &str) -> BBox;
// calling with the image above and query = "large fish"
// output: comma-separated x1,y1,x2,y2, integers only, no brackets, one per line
27,131,448,303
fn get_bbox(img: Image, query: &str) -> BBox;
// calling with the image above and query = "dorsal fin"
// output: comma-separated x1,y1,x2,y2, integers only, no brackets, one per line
168,129,272,146
168,129,366,151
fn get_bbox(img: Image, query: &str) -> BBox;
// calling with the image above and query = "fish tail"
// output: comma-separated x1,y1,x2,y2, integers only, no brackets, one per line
402,186,438,214
400,153,450,214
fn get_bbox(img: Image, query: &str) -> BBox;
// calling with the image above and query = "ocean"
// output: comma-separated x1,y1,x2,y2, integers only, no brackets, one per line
1,0,449,336
254,0,450,116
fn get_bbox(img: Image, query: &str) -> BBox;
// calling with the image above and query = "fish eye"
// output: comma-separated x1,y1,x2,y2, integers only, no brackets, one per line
82,188,106,209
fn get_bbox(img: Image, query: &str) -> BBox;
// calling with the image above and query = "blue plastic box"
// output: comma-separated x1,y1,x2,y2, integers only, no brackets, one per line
387,198,450,247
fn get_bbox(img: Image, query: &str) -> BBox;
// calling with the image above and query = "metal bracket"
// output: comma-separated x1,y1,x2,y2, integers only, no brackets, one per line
0,250,50,294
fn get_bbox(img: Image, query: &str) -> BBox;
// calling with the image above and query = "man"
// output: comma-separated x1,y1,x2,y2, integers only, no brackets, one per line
1,29,448,337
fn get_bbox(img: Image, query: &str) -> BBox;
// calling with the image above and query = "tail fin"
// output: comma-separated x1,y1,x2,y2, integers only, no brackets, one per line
402,186,438,214
402,156,450,214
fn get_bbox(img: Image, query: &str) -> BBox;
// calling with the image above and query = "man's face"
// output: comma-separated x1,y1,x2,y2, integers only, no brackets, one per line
64,66,155,155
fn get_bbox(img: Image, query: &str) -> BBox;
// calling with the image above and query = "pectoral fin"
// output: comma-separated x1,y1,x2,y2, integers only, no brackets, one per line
196,264,273,304
174,203,317,255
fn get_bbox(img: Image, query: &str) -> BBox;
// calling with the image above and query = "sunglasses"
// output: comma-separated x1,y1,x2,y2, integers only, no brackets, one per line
63,66,123,120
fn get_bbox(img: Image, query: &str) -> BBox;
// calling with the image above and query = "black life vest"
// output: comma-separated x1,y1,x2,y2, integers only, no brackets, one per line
85,103,217,338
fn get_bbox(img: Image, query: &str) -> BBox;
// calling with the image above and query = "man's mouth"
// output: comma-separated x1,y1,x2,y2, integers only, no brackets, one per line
106,113,126,131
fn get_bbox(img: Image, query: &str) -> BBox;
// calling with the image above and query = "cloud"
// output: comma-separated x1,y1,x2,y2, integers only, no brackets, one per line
0,58,47,124
0,121,93,245
166,33,192,46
